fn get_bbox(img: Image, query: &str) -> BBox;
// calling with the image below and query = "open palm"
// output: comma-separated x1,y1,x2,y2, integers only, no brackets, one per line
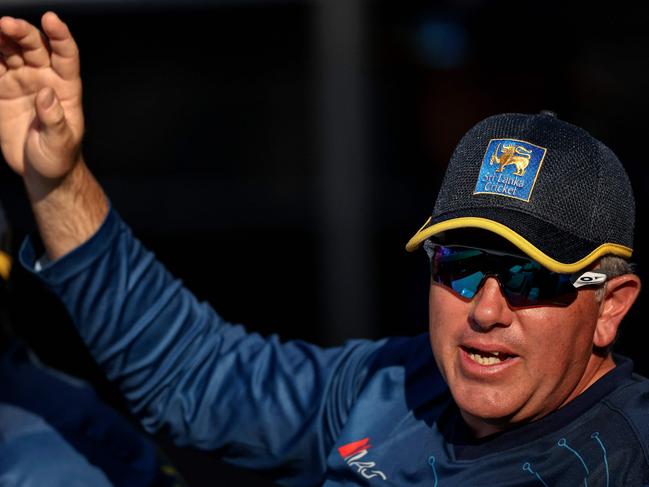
0,11,83,180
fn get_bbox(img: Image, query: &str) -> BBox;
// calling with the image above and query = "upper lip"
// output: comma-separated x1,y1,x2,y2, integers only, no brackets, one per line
460,341,518,357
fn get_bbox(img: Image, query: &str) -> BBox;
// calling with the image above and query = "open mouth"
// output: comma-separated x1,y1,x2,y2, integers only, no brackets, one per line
461,346,516,366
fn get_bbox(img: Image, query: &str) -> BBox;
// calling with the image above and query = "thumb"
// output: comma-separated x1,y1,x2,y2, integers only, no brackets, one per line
35,87,69,138
29,87,77,179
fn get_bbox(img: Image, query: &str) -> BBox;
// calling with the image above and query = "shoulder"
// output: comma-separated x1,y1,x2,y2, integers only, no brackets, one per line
604,371,649,425
360,333,447,408
366,333,434,369
602,354,649,412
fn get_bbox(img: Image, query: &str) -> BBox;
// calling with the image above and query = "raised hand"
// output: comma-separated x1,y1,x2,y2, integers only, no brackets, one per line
0,11,83,182
0,12,106,259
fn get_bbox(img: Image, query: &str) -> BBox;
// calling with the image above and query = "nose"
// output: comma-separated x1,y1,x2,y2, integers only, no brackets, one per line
469,276,514,331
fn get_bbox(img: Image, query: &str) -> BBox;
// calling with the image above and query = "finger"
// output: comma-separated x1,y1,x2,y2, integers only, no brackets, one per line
41,12,79,81
0,32,24,69
35,87,72,148
0,16,50,67
0,57,7,76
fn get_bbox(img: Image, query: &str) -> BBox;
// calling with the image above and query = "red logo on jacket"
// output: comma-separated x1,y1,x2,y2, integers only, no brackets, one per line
338,437,387,481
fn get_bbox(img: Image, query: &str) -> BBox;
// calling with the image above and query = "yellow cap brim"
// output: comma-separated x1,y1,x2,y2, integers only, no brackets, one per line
405,216,632,274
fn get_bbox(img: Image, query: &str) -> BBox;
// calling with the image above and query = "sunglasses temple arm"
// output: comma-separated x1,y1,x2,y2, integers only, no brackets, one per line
571,271,607,289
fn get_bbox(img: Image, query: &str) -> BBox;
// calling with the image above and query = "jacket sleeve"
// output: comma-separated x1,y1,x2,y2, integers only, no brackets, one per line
19,207,384,485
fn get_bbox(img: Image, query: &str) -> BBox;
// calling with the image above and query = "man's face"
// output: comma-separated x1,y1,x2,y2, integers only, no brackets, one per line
427,238,609,437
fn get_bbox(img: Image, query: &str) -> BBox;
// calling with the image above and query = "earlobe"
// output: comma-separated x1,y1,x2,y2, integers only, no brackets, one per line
593,275,642,348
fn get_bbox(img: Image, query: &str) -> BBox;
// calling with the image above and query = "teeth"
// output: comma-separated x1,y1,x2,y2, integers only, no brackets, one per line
468,352,503,365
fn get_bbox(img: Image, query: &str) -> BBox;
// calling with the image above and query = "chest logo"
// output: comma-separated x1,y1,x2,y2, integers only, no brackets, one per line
474,138,547,202
338,437,388,481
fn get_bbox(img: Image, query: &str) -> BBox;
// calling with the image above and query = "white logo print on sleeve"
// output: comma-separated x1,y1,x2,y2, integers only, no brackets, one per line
338,438,388,481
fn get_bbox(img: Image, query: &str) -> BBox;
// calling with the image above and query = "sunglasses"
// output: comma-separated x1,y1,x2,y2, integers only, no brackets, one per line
425,242,607,307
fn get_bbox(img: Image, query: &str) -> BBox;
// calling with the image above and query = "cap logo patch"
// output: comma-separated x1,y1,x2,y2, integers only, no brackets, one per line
474,138,547,202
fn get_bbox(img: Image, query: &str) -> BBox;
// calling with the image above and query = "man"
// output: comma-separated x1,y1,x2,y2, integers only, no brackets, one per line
0,11,645,486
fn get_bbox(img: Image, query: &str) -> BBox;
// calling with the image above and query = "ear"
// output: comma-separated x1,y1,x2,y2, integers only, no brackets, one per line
593,274,642,348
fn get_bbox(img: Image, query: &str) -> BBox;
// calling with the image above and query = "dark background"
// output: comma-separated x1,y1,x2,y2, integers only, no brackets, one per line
0,1,648,485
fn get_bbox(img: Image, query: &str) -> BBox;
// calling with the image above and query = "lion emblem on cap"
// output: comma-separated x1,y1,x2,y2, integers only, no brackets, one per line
490,143,532,176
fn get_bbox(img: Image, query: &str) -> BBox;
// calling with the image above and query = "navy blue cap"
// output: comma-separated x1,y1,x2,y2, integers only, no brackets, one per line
406,112,634,273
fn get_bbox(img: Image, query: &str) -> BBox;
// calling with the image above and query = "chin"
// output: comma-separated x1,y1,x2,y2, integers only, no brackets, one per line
452,385,523,424
459,399,516,422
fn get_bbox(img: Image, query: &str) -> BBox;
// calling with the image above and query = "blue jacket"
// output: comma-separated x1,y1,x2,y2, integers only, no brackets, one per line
20,208,649,486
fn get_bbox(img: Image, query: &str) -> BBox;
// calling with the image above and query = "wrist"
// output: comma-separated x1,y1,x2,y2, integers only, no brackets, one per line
26,158,109,260
22,151,83,202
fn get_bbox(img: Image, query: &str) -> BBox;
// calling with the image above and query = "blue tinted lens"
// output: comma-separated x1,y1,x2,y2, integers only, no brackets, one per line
451,271,485,299
430,244,577,306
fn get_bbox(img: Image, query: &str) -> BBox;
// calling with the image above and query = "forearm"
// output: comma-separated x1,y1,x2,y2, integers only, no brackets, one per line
25,158,109,260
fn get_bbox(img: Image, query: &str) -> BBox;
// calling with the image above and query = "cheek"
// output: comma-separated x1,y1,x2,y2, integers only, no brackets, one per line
428,285,455,341
517,296,600,364
428,285,466,373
